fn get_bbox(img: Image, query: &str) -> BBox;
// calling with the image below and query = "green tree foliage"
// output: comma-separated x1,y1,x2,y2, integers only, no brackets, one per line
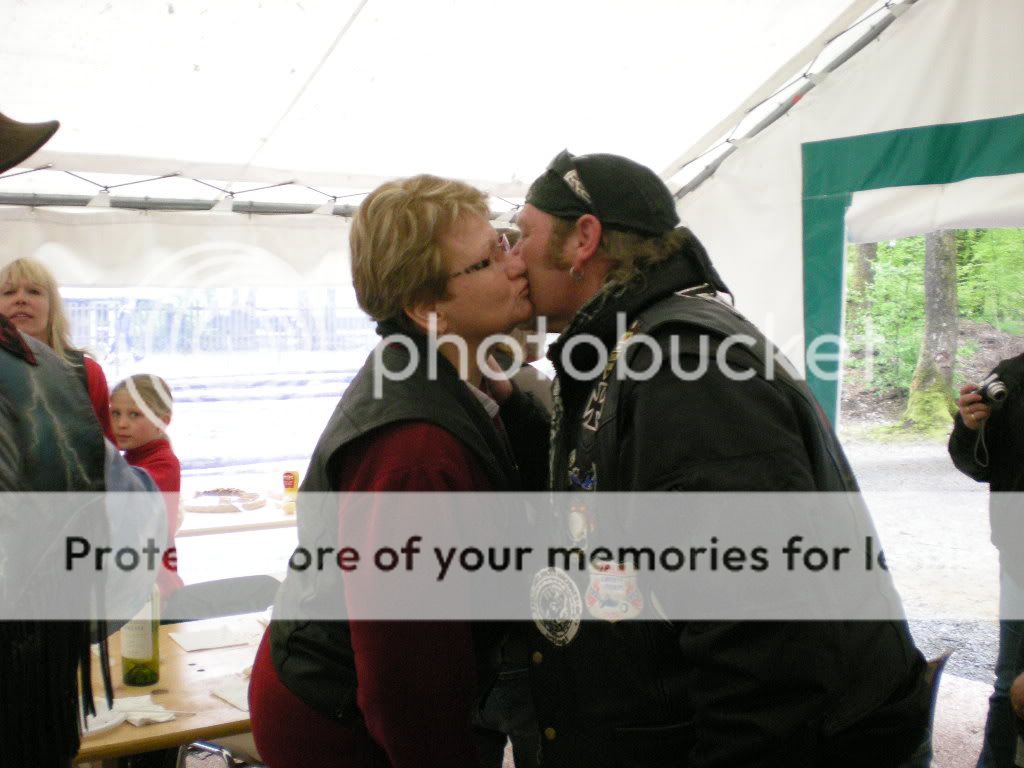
956,228,1024,333
844,236,925,393
844,228,1024,395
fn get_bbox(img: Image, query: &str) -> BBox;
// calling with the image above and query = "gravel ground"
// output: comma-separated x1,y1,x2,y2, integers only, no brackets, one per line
838,321,1024,690
908,618,997,685
842,438,999,685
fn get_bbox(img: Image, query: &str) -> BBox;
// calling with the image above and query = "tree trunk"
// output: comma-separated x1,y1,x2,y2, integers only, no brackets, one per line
903,230,958,432
848,242,876,309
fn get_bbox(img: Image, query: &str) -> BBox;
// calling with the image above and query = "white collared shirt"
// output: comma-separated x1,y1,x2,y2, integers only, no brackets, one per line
465,379,500,419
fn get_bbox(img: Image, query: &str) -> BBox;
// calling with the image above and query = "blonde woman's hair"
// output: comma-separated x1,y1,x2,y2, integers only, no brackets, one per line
0,256,79,357
350,174,490,328
112,374,174,421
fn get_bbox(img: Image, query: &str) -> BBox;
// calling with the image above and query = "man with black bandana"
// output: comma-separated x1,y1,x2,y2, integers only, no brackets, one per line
512,150,931,767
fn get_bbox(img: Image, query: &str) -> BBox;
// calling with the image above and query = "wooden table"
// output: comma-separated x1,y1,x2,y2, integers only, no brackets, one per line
177,505,297,537
75,614,264,765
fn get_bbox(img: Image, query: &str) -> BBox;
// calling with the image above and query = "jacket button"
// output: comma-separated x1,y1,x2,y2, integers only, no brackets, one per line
544,727,557,741
531,651,543,665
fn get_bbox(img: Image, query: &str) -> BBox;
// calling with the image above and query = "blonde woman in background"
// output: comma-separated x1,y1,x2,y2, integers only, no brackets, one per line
0,256,115,441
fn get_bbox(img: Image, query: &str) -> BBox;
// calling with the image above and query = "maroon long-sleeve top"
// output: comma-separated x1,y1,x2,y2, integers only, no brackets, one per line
124,437,184,596
249,420,494,768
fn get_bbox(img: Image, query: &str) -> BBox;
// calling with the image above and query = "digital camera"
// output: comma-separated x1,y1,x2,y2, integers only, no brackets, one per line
977,372,1008,409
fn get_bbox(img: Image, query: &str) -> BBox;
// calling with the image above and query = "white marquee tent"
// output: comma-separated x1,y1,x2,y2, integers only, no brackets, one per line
2,0,879,193
2,0,1023,418
677,0,1024,417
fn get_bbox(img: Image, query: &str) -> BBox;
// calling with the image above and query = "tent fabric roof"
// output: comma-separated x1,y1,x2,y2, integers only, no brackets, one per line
676,0,1024,379
1,0,876,199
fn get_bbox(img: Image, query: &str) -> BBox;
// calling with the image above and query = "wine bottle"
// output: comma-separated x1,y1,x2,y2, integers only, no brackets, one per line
121,586,160,686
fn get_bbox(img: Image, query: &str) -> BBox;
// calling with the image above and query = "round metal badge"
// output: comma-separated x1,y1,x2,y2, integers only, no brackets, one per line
530,567,583,647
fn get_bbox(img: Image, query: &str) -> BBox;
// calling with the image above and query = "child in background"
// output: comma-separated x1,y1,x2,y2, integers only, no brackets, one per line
110,374,184,597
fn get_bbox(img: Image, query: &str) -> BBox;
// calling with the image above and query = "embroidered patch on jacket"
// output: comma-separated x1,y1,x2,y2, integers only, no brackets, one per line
581,381,608,432
531,567,582,647
585,561,644,621
567,499,595,546
567,462,596,492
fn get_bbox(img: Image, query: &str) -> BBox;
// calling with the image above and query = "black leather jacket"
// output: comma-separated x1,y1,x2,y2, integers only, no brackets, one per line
529,233,929,767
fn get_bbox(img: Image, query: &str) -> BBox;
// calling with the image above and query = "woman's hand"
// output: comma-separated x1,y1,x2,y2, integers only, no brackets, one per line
483,355,513,404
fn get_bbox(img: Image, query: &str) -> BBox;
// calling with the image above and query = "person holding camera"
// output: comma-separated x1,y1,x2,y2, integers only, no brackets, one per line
949,354,1024,768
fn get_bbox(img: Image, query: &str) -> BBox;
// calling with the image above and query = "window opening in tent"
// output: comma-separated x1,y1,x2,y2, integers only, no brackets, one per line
62,285,378,490
837,227,1024,686
838,228,1024,439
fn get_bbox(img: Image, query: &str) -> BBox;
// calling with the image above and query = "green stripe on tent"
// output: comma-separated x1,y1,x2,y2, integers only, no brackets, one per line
801,113,1024,422
802,194,850,410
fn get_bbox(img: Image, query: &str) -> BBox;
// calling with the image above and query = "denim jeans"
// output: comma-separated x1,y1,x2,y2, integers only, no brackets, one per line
978,568,1024,768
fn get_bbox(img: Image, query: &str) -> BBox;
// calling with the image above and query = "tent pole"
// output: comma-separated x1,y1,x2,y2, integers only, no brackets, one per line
0,193,511,220
673,0,919,201
0,193,360,216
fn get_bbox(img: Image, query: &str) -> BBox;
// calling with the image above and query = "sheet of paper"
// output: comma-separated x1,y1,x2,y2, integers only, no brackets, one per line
168,626,258,652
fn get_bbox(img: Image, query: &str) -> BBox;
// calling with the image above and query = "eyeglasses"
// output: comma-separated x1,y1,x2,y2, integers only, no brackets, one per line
448,233,511,279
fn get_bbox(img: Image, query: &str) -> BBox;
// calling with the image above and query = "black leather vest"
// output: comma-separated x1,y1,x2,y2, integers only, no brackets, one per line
269,330,519,720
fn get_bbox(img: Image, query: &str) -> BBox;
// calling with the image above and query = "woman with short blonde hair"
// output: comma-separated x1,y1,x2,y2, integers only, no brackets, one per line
350,173,491,329
251,174,544,768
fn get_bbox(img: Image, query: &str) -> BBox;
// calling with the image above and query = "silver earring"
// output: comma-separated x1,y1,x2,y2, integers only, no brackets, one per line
569,265,584,283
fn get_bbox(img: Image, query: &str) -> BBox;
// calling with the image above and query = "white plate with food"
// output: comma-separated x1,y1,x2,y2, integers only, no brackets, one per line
184,488,266,514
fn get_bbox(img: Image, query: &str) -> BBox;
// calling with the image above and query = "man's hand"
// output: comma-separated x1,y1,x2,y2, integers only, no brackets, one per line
957,384,992,431
1010,671,1024,721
